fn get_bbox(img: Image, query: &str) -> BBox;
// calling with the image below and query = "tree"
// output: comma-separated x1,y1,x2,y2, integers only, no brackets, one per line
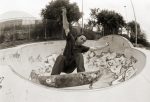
31,23,45,40
96,10,125,35
127,21,141,39
127,21,150,47
88,8,99,30
41,0,82,38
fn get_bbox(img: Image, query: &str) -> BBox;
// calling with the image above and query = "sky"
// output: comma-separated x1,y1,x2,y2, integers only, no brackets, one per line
0,0,150,41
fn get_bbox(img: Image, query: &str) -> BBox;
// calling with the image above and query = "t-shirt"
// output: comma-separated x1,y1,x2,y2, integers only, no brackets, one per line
63,33,89,61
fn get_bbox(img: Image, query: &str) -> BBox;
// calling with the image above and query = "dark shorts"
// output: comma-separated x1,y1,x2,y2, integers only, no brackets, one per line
51,53,85,75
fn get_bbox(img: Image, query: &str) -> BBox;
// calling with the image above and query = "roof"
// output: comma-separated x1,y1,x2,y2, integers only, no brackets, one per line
0,11,36,22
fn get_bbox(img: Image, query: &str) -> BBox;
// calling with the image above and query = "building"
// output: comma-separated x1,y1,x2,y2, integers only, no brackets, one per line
0,11,41,41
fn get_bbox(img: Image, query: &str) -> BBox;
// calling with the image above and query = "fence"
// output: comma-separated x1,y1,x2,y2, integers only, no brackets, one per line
0,19,65,43
0,19,104,44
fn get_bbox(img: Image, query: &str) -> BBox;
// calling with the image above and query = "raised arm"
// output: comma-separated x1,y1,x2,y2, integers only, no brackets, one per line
62,8,70,36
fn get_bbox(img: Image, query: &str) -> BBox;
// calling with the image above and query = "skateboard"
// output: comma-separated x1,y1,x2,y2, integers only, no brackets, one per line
38,70,102,88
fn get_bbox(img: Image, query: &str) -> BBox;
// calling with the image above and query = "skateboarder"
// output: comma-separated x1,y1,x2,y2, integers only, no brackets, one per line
51,8,108,75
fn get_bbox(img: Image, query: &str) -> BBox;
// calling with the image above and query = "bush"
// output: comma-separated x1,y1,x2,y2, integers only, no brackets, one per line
83,29,98,40
120,34,130,40
130,37,150,47
31,23,45,40
0,34,5,43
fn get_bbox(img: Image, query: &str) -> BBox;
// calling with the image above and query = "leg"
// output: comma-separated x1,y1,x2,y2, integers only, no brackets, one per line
51,55,65,75
63,59,76,74
75,53,85,72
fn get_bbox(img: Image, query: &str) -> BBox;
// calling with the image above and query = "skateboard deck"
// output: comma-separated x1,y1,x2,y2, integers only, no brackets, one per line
38,70,102,88
27,35,146,89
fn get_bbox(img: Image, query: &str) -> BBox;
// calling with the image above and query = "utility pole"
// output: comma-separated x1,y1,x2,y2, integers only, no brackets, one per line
81,0,84,34
44,19,47,40
124,5,128,22
13,23,16,41
130,0,138,46
29,24,31,40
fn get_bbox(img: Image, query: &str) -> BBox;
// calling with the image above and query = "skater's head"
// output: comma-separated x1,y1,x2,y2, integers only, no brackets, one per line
75,34,87,45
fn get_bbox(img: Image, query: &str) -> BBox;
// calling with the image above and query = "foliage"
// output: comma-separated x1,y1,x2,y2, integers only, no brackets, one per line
127,21,141,39
41,0,82,38
0,34,5,43
31,23,45,40
97,10,125,35
88,8,99,30
83,29,98,40
126,21,150,47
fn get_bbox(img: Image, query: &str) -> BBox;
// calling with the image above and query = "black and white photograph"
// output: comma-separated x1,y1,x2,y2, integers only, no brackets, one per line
0,0,150,102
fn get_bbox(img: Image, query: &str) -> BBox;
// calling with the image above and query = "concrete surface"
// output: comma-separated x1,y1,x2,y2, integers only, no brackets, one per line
0,35,149,102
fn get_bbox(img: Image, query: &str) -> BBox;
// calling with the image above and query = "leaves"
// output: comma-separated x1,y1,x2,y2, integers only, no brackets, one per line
40,0,82,39
41,0,82,25
88,9,125,35
127,21,141,36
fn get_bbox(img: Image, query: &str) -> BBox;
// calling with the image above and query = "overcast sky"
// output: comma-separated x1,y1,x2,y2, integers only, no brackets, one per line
0,0,150,41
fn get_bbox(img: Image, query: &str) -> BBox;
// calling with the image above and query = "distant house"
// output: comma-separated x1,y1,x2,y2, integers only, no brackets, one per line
0,11,41,41
119,27,131,38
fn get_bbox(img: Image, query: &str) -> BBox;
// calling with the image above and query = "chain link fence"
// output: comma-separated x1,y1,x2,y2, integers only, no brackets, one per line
0,19,103,44
0,19,63,43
